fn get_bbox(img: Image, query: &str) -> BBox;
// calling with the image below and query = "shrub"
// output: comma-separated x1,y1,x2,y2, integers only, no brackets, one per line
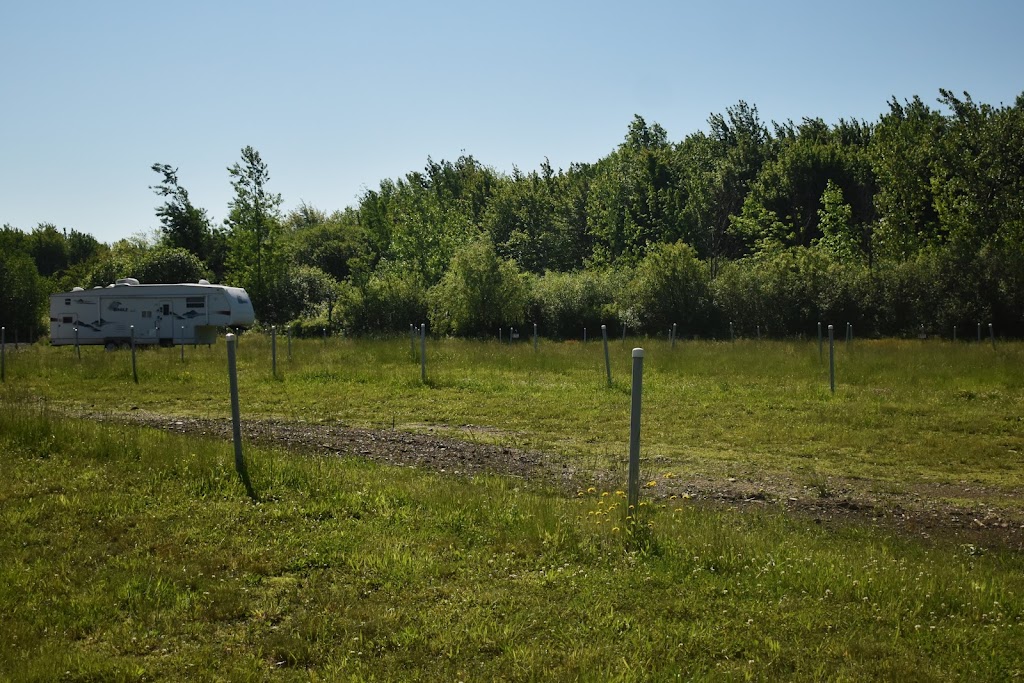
528,268,630,339
427,239,528,337
629,241,711,336
356,261,429,333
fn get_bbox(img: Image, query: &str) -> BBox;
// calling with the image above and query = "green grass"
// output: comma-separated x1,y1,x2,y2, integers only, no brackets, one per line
1,401,1022,681
7,335,1024,507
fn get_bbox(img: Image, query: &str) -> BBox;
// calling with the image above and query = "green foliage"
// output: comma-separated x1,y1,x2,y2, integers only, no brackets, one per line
27,223,69,277
427,239,528,336
225,146,287,321
134,246,209,284
528,268,628,339
816,180,861,263
356,261,428,332
150,163,215,264
629,241,711,334
0,250,46,332
276,265,363,333
288,205,376,285
10,91,1024,338
84,237,150,288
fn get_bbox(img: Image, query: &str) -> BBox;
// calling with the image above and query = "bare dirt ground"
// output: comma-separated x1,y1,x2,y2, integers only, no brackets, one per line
81,409,1024,552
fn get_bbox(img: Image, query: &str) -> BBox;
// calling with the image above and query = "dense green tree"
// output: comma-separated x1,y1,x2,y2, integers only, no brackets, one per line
629,241,711,334
27,223,69,277
65,229,105,267
150,163,215,261
0,250,46,334
587,116,681,264
741,119,876,253
224,146,287,320
528,268,628,339
134,247,209,284
427,238,528,337
869,96,945,259
288,205,376,286
356,261,428,333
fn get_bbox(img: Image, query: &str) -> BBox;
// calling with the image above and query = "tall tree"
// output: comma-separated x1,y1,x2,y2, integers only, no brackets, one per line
225,146,285,320
150,163,214,258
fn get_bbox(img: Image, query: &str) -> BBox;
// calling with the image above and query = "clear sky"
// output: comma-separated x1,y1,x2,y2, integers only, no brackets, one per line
2,0,1021,245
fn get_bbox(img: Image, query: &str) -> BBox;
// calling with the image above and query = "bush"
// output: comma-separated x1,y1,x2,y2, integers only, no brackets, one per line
528,268,630,339
427,239,528,337
630,241,711,336
135,247,210,284
356,261,429,333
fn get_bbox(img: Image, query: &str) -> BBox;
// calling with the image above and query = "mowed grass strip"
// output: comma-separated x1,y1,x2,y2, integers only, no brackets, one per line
9,336,1024,506
0,403,1022,681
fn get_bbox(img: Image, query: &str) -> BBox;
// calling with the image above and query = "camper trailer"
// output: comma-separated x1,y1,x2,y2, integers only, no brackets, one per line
50,279,255,349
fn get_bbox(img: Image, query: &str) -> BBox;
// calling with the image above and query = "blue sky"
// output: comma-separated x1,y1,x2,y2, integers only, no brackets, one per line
2,0,1021,245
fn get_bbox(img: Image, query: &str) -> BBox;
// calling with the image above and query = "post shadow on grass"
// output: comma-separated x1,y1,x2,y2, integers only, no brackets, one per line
226,333,258,501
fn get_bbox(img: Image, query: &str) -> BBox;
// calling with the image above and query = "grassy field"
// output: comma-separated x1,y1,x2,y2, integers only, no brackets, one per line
1,335,1023,680
6,334,1024,504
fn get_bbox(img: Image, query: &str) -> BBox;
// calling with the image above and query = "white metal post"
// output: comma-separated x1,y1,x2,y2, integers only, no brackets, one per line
602,325,611,387
828,325,835,394
627,348,645,520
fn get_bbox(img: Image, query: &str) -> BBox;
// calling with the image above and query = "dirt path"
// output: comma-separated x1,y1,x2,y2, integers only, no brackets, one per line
81,409,1024,552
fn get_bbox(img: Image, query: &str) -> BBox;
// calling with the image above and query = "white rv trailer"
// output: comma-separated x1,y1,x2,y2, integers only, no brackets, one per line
50,278,255,349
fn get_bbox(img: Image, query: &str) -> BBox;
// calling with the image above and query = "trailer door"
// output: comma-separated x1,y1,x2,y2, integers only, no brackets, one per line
157,300,176,343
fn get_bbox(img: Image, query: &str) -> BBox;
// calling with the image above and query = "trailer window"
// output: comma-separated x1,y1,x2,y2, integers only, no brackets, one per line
63,316,73,323
186,297,205,309
65,299,71,305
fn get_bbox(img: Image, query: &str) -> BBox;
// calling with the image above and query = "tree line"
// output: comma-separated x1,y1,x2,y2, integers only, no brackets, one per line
2,89,1022,340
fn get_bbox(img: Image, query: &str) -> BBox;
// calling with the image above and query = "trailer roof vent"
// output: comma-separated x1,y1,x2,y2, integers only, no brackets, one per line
198,279,210,285
115,278,140,286
72,287,84,291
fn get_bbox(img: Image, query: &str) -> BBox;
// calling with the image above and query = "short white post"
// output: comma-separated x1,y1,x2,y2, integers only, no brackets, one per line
583,327,587,343
757,325,761,341
953,325,957,342
420,323,427,383
989,323,995,349
828,324,835,394
977,322,982,343
180,326,185,362
499,327,503,344
602,324,611,387
730,321,735,344
671,322,677,349
271,325,277,377
130,325,138,384
627,348,645,521
817,321,823,361
75,327,81,360
533,322,538,351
